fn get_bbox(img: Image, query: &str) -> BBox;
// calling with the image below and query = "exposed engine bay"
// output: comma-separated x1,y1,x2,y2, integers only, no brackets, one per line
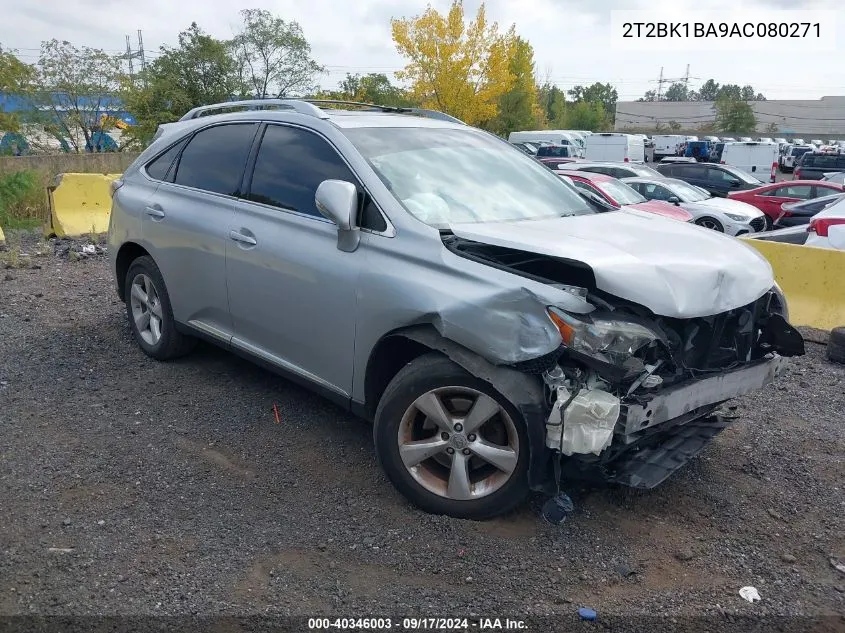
443,235,806,487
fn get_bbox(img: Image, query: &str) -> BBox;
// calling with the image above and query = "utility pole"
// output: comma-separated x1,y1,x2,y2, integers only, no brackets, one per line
656,66,664,101
683,64,690,91
124,30,146,77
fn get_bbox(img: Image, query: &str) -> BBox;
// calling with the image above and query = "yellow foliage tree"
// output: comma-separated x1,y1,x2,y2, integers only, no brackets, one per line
391,1,515,126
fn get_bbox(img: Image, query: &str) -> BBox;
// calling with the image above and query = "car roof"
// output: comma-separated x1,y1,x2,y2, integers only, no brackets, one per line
621,176,690,188
560,171,614,183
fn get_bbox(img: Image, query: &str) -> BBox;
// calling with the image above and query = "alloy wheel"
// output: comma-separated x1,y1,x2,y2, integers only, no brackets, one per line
397,386,519,501
129,273,163,346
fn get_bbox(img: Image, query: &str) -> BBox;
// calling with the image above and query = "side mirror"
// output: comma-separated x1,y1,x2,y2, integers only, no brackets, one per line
668,196,680,205
315,180,360,252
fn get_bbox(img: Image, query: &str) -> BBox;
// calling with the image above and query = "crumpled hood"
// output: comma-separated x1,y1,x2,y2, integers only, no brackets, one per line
697,197,764,218
450,210,775,318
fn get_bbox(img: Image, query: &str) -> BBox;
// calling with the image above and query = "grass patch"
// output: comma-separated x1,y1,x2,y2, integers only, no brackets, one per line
0,170,47,229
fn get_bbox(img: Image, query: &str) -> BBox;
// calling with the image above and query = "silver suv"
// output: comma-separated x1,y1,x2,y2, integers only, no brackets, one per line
108,99,804,520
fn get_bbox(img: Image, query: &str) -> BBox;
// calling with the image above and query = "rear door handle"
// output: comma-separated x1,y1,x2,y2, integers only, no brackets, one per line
229,230,257,246
145,205,165,219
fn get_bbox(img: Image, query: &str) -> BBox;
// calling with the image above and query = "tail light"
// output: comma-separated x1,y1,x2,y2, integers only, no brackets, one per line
770,162,777,182
109,179,124,198
807,217,845,236
624,157,629,162
794,167,801,179
720,160,725,164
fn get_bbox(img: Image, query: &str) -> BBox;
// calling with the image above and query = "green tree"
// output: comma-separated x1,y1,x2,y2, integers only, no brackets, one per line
537,82,566,127
663,82,690,102
488,36,540,135
122,23,241,145
697,79,720,101
567,82,618,122
565,101,606,130
28,39,123,153
319,72,416,106
232,9,324,98
714,97,756,133
391,0,516,126
0,45,35,133
668,120,682,132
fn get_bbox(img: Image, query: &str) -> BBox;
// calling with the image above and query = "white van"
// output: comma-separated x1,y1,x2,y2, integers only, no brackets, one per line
585,133,645,163
720,141,779,182
652,134,686,158
508,130,585,155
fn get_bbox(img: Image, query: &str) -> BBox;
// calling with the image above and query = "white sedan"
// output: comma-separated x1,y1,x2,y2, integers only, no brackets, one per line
806,194,845,250
622,176,767,236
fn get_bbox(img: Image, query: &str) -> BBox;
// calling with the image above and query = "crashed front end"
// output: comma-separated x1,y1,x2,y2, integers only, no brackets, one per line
442,233,806,491
537,291,804,488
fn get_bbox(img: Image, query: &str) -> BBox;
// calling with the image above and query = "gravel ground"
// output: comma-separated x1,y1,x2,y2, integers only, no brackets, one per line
0,231,843,632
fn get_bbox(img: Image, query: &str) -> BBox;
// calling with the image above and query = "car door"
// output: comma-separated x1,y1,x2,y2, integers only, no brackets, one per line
142,122,259,336
757,184,813,217
676,164,711,192
226,123,371,399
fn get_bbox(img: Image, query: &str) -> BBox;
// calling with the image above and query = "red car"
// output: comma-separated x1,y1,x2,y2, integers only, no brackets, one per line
726,180,845,229
558,171,693,222
538,156,585,167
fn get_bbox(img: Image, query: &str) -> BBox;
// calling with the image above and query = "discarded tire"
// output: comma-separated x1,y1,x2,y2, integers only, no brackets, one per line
827,327,845,364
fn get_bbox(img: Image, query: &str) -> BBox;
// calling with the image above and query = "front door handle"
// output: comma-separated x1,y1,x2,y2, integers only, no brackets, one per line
229,230,257,246
145,205,165,219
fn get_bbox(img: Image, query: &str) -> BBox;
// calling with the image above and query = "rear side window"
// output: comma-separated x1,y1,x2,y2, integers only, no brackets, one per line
145,138,188,181
172,124,258,196
802,154,845,169
246,125,361,219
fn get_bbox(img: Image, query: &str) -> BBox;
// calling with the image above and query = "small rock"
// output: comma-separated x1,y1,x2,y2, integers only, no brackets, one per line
676,548,695,562
117,575,127,583
799,380,810,388
97,520,105,526
465,576,473,583
62,518,72,526
767,508,784,521
781,553,797,564
317,543,327,551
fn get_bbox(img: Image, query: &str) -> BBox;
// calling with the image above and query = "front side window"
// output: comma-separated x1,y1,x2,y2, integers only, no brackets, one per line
600,180,646,205
763,185,813,199
343,127,593,227
172,124,258,195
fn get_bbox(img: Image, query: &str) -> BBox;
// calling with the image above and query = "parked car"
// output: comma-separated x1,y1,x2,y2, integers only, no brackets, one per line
726,181,845,229
739,137,753,142
794,151,845,181
108,98,803,519
654,161,763,197
659,156,696,164
757,137,775,144
791,138,806,145
622,176,766,235
821,171,845,184
774,137,788,144
710,142,726,163
585,133,645,163
557,171,692,222
719,142,778,182
781,145,814,172
810,139,824,147
651,134,686,160
536,144,575,159
775,193,845,227
721,137,737,142
806,195,845,250
555,161,662,179
509,131,585,157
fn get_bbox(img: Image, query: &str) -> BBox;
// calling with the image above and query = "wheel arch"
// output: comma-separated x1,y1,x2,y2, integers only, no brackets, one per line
363,325,555,494
115,241,152,301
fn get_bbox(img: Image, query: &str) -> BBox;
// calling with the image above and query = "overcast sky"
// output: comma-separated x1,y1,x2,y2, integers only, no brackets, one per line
2,0,843,102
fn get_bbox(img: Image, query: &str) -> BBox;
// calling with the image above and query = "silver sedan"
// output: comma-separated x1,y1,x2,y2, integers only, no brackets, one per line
622,176,767,235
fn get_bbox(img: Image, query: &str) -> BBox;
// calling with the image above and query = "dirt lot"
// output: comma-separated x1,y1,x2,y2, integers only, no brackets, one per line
1,234,843,631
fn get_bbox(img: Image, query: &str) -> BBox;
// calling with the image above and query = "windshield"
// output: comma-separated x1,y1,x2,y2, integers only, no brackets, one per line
669,180,710,202
344,127,594,226
599,179,646,204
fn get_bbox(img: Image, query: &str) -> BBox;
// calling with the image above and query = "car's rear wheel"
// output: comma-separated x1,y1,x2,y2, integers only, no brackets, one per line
374,354,529,520
695,216,725,232
125,256,196,360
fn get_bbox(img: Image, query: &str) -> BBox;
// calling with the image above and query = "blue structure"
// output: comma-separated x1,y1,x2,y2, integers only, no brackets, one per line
0,132,30,155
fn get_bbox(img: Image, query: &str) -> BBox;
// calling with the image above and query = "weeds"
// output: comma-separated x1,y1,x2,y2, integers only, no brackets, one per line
0,170,44,229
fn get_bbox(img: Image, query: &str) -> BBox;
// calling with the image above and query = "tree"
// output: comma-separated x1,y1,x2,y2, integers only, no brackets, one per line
232,9,324,98
537,82,566,127
567,82,618,122
122,23,241,145
391,0,515,126
668,120,682,132
565,101,607,130
0,45,35,132
320,72,416,106
714,97,756,133
487,36,540,135
697,79,720,101
27,39,123,153
638,89,657,102
663,82,690,102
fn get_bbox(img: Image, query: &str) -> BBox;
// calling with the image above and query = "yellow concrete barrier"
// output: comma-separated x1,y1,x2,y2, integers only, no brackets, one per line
45,172,121,237
0,224,5,245
744,239,845,331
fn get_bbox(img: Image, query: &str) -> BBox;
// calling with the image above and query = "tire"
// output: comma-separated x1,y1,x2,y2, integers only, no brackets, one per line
124,255,196,360
695,216,725,232
764,214,774,231
827,327,845,364
373,353,530,520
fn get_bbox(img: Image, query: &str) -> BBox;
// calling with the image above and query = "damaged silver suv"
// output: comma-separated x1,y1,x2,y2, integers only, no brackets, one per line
108,99,805,520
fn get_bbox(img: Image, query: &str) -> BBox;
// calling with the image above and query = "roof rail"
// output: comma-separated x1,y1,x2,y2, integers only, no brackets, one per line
303,100,465,124
178,99,329,121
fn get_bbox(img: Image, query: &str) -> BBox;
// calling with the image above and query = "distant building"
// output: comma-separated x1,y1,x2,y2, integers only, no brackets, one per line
614,96,845,136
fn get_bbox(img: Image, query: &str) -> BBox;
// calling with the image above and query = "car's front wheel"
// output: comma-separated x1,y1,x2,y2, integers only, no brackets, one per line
374,354,529,520
695,216,725,232
124,256,196,360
